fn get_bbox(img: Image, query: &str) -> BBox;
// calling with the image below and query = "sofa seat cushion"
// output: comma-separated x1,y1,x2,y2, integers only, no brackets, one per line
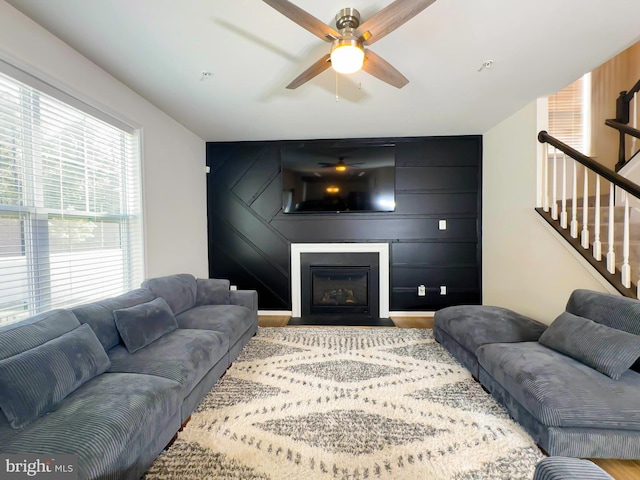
175,304,254,347
477,342,640,430
0,372,181,480
107,329,228,396
434,305,547,355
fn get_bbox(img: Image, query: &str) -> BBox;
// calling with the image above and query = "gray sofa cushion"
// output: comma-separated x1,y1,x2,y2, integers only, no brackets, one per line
0,324,110,429
107,329,228,396
0,372,182,480
539,312,640,380
566,289,640,335
71,288,156,350
142,274,197,315
176,304,255,347
533,457,613,480
477,341,640,430
114,297,178,354
434,305,547,355
196,278,230,306
0,309,80,360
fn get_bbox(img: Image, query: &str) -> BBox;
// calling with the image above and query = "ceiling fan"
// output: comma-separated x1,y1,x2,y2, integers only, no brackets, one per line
318,157,363,171
261,0,437,89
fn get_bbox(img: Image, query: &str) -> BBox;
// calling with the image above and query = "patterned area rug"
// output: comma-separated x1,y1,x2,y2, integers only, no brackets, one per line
146,328,543,480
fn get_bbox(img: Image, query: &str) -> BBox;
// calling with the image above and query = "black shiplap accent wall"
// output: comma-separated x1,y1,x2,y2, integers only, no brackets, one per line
206,135,482,311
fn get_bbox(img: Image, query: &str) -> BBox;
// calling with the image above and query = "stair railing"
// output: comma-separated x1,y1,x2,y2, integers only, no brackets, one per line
538,130,640,298
609,78,640,171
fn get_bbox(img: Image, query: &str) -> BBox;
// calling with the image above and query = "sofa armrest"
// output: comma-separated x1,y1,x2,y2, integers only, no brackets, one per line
230,290,258,313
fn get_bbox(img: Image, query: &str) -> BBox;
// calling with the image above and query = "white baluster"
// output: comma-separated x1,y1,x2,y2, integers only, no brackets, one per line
593,176,602,260
570,160,578,238
551,148,558,220
581,167,589,249
633,94,638,155
560,154,568,229
607,183,616,274
622,193,631,288
543,145,549,212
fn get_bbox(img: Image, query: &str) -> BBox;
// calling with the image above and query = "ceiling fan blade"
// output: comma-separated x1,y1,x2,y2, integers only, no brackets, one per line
361,49,409,89
356,0,437,45
286,54,332,89
262,0,340,42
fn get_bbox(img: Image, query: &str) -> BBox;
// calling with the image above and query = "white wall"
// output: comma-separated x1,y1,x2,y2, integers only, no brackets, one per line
482,101,615,324
0,0,207,279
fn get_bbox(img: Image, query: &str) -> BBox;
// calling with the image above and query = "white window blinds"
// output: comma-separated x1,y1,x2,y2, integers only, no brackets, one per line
0,65,144,326
548,73,591,154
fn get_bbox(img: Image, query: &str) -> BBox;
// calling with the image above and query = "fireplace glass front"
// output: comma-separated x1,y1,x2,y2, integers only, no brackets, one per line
310,267,369,315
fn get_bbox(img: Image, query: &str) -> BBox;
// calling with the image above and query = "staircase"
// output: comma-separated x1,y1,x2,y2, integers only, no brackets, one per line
537,133,640,298
536,78,640,298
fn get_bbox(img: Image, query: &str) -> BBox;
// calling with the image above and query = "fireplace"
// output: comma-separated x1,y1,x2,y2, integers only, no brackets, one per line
310,266,370,315
292,249,390,325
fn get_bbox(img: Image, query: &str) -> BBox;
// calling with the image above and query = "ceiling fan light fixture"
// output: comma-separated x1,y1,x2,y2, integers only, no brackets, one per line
330,38,364,74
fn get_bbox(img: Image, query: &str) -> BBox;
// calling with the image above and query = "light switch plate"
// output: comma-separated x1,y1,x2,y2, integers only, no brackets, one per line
440,286,447,295
439,220,447,230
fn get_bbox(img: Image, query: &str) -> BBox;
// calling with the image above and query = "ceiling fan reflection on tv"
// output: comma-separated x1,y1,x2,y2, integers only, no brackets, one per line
318,158,363,171
261,0,437,89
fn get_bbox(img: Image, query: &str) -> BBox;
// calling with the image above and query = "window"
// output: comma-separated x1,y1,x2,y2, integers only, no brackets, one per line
0,63,143,326
548,73,592,155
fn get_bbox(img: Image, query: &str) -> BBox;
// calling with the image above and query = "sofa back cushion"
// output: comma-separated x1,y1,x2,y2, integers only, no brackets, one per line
71,288,156,351
142,274,197,315
566,289,640,335
113,297,178,354
539,311,640,380
196,278,230,306
0,323,110,429
0,309,80,361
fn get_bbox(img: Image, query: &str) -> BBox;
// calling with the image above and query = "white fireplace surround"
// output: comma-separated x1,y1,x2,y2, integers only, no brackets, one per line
291,243,390,318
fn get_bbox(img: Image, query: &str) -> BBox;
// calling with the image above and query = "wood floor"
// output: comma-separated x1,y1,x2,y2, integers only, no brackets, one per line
257,315,640,480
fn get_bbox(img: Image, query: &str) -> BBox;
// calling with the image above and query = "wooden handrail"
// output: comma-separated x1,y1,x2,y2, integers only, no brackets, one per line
538,130,640,199
605,119,640,141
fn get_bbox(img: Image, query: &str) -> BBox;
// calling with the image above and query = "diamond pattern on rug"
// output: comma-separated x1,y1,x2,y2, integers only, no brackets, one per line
386,343,460,364
195,377,285,412
235,339,307,362
254,409,445,454
285,359,405,382
148,328,545,480
409,378,507,416
145,439,272,480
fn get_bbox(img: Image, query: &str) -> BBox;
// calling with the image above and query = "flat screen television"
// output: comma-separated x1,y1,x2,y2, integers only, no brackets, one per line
281,143,396,213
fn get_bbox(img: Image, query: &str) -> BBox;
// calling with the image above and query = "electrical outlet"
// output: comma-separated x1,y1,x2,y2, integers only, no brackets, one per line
418,285,426,296
230,285,237,291
440,286,447,295
439,220,447,230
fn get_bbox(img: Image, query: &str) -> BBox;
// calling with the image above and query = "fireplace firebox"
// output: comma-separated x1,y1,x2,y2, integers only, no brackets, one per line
310,267,369,315
294,251,388,325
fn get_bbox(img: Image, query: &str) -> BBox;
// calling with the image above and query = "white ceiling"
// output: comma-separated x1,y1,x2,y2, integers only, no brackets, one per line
6,0,640,141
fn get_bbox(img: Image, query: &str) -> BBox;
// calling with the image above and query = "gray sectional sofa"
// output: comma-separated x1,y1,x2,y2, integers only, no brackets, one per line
435,289,640,459
0,273,258,480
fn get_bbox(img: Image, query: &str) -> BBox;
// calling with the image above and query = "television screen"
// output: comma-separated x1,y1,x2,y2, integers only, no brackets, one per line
281,143,396,213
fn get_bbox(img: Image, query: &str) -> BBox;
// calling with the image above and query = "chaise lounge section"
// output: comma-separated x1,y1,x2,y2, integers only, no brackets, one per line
435,289,640,459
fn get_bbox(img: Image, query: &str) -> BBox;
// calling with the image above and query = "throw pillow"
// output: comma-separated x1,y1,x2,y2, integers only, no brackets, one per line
114,297,178,354
196,278,230,306
0,323,110,429
539,311,640,380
